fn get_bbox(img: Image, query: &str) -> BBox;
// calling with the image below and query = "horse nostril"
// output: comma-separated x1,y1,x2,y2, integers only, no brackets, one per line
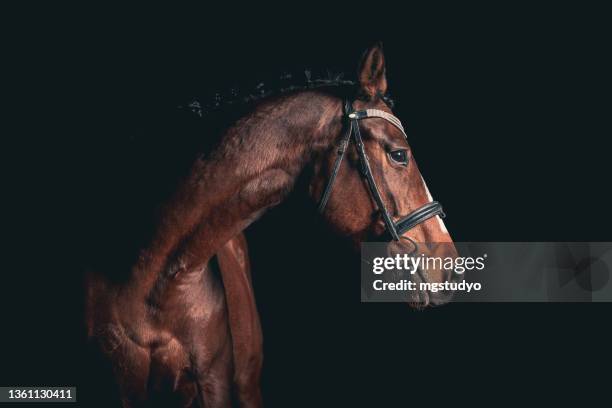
399,236,418,255
386,237,418,258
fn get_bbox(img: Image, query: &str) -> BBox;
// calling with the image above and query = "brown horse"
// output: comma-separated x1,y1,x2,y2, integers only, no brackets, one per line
85,43,456,407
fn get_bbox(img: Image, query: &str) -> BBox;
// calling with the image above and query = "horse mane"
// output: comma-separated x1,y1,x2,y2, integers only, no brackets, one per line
178,69,394,118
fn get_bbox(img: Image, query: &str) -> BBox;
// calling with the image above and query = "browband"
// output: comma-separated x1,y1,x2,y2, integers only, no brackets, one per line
348,109,407,139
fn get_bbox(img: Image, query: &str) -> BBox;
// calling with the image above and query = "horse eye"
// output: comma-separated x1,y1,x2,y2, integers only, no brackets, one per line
389,150,408,165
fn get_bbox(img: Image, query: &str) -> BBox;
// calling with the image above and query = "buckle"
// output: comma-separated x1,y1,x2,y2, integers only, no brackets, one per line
347,111,367,120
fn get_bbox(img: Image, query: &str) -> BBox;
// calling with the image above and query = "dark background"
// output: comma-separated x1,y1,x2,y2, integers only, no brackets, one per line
4,4,611,406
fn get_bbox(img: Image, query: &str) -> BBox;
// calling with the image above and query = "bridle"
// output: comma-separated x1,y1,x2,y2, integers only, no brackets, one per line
318,99,445,241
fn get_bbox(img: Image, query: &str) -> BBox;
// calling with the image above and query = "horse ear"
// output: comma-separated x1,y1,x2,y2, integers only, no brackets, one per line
357,42,388,99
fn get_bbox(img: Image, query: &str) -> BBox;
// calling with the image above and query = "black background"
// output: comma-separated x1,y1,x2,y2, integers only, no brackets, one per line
4,4,612,406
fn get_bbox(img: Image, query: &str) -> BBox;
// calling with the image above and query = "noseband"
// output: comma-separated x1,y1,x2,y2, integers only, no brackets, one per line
318,100,445,241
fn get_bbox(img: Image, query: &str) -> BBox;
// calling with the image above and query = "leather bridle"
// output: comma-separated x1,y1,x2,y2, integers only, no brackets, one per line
318,100,446,241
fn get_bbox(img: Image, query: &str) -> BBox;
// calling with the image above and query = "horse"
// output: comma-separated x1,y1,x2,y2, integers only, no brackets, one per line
85,42,456,407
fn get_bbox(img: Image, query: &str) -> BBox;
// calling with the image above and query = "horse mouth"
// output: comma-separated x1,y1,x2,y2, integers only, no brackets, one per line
405,271,429,307
412,268,460,308
405,266,458,308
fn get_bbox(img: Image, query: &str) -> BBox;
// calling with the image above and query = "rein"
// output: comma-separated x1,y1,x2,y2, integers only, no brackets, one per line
318,100,445,241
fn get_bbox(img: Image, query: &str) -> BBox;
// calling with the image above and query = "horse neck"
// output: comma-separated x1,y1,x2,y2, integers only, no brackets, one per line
135,91,342,290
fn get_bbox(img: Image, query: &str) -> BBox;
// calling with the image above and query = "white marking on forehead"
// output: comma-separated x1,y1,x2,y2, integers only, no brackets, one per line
420,174,448,234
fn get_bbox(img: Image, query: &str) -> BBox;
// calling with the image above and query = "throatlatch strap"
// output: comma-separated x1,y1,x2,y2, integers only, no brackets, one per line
318,101,354,213
317,121,352,212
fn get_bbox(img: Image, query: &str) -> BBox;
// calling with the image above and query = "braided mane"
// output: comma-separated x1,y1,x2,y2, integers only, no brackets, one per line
179,69,394,117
